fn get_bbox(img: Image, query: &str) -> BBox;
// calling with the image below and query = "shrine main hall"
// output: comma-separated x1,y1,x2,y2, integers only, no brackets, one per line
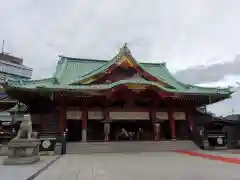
2,44,232,142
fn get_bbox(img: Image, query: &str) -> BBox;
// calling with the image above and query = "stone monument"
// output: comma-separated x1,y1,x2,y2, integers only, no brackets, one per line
4,114,40,165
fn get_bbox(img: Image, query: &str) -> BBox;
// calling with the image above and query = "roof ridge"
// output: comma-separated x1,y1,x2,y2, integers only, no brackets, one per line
60,55,166,66
60,55,108,63
69,45,168,85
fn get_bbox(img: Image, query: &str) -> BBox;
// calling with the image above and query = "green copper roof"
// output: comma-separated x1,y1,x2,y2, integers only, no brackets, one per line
51,45,199,91
5,77,232,96
54,57,106,84
2,45,234,97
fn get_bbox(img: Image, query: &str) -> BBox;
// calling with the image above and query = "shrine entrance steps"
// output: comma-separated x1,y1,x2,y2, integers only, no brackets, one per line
66,141,199,154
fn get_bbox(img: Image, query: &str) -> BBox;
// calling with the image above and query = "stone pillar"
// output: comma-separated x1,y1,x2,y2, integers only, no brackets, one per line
153,122,160,141
169,110,176,140
103,108,110,141
104,122,111,141
82,111,88,142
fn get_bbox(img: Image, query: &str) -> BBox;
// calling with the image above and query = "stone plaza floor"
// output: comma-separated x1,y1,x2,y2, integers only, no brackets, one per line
0,155,58,180
1,151,240,180
33,152,240,180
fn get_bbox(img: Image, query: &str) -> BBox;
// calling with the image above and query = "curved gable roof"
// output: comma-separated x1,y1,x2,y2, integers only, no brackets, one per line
52,45,232,94
53,45,183,88
2,44,233,100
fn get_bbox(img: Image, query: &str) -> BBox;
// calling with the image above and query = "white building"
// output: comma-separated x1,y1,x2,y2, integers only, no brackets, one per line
0,53,32,121
0,53,32,80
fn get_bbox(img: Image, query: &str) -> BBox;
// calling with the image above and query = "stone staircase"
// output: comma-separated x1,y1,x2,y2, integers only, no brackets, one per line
67,141,199,154
39,118,60,139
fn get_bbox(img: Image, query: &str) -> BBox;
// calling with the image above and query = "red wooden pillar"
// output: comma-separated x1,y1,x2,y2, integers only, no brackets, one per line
168,110,176,140
81,110,88,142
104,109,110,121
150,109,156,121
59,106,66,134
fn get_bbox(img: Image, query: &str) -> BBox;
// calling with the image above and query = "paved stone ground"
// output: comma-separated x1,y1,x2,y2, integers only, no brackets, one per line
34,152,240,180
0,145,8,156
0,156,58,180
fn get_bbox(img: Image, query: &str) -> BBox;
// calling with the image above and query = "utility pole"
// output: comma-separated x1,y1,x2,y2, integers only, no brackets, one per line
1,40,5,54
208,95,212,117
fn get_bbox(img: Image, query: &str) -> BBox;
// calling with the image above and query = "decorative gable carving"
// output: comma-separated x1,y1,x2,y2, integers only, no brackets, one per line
73,44,171,88
90,66,148,84
116,55,136,69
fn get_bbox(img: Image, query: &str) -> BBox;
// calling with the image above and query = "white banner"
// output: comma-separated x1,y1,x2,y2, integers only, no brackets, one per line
109,112,149,120
173,112,186,120
88,111,104,120
66,110,82,120
156,112,168,120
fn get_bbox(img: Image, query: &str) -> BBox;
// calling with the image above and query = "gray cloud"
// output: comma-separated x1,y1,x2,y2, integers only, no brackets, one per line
174,55,240,84
173,57,240,116
1,0,240,79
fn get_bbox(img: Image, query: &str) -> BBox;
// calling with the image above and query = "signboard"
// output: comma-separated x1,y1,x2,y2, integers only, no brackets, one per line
156,112,168,120
66,110,82,120
88,111,104,120
173,112,186,120
109,112,149,120
39,138,57,152
42,140,51,149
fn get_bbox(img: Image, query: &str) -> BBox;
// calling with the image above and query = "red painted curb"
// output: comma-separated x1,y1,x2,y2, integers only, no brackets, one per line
175,150,240,164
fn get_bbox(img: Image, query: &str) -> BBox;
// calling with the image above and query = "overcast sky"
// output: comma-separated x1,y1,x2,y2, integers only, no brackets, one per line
1,0,240,115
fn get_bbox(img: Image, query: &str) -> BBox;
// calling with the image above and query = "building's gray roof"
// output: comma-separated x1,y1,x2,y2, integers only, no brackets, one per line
225,114,240,121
